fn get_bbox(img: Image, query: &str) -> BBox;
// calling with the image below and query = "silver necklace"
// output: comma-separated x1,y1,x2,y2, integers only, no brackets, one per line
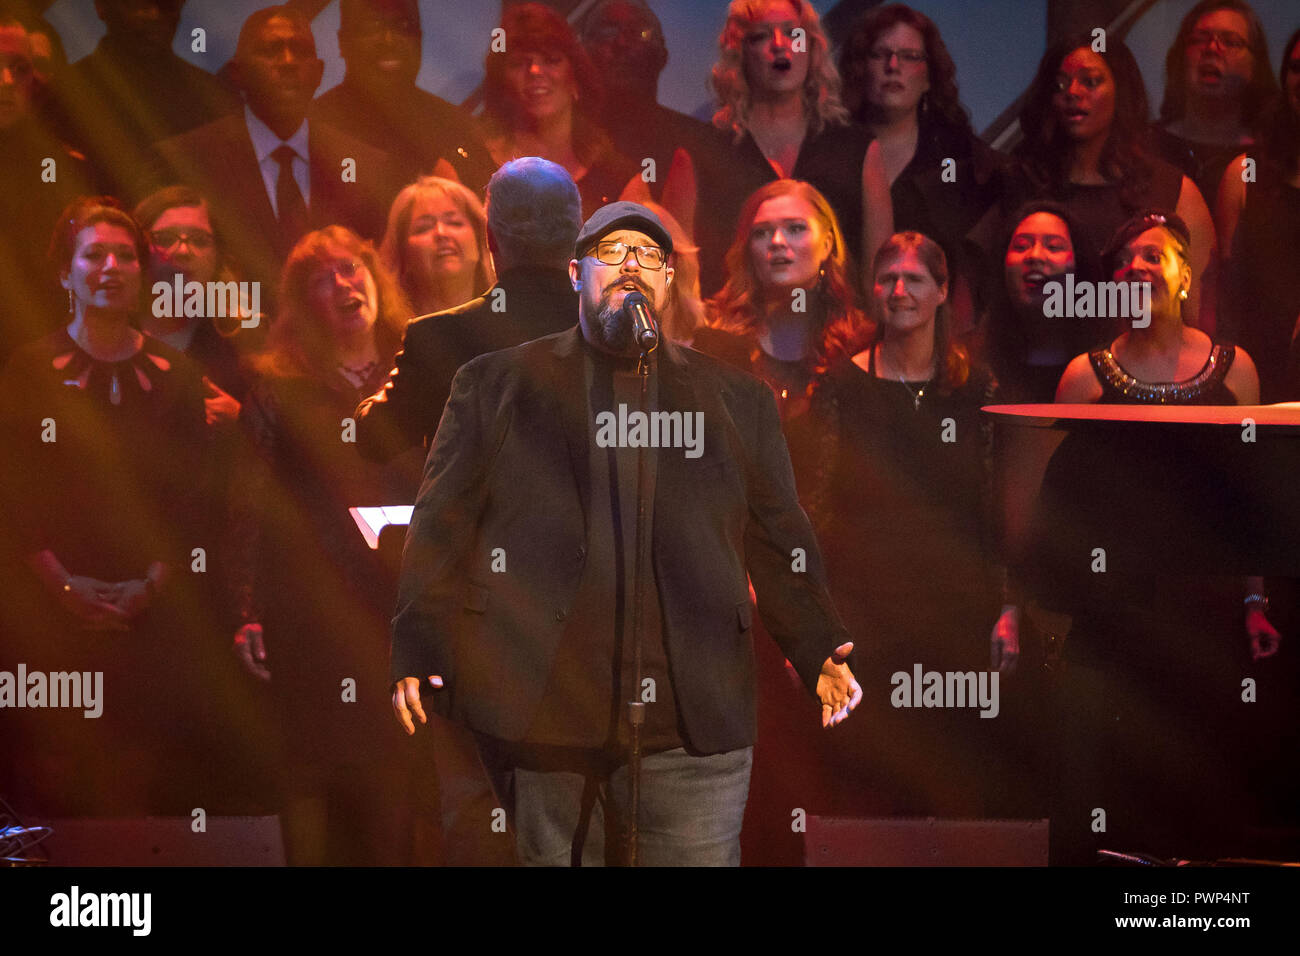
337,358,379,388
877,344,932,410
898,373,929,410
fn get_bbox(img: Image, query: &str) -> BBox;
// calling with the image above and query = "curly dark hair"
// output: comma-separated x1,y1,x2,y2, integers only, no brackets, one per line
1014,33,1155,211
838,3,972,142
1158,0,1277,131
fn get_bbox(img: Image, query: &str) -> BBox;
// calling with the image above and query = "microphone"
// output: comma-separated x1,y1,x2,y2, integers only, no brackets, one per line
622,291,659,353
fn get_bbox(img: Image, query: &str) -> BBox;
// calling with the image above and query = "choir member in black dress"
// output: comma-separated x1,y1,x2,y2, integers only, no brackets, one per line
1216,27,1300,402
378,175,495,318
0,197,214,816
1008,34,1219,331
787,231,1020,819
1043,210,1278,863
1151,0,1276,210
677,0,891,295
479,3,639,219
1056,210,1257,405
695,178,866,422
228,226,422,864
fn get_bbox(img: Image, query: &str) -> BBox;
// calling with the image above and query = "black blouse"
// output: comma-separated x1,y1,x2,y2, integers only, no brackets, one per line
0,328,210,582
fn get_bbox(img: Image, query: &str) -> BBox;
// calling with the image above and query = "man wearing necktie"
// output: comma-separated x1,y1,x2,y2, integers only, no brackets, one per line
149,6,399,312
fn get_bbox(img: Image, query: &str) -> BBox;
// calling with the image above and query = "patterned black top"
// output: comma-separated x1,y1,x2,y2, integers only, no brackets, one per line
1089,341,1237,404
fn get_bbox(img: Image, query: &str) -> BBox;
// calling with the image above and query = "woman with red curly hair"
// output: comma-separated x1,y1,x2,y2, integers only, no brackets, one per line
227,225,423,865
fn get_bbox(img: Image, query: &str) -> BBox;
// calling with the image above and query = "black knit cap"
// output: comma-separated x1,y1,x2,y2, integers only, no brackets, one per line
574,201,673,260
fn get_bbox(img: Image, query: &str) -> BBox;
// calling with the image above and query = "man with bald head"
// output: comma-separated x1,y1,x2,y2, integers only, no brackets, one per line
579,0,713,204
149,5,399,301
313,0,493,194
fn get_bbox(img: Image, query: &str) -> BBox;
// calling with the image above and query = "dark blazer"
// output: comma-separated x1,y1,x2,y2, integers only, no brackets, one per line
354,267,577,462
390,327,849,755
312,81,496,195
149,113,398,297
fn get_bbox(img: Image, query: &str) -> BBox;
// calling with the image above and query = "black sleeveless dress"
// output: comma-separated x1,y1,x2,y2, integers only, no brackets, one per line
1089,340,1237,404
1031,340,1256,863
694,121,873,296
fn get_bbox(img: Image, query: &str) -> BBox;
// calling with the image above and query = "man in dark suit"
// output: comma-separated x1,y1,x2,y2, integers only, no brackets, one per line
312,0,494,195
148,6,397,304
0,16,93,362
52,0,237,199
391,201,860,866
579,0,716,204
355,156,582,462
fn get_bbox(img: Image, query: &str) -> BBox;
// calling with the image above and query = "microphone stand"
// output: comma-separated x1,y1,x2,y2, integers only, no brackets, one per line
626,342,653,866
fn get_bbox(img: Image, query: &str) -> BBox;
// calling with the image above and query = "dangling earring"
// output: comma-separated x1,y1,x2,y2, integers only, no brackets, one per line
1178,288,1188,300
67,288,73,313
919,92,929,117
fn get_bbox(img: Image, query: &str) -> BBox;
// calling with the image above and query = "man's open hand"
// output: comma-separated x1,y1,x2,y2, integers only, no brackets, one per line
816,641,861,728
392,674,444,734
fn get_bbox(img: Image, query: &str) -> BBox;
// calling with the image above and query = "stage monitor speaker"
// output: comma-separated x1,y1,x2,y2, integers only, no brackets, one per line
27,816,285,866
805,816,1049,866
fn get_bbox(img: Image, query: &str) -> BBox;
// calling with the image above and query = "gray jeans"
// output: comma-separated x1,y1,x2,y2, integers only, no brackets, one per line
478,741,754,867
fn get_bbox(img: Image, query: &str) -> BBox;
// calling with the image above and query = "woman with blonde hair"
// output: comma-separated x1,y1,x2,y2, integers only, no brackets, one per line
229,225,422,865
695,178,865,421
672,0,891,295
379,176,495,316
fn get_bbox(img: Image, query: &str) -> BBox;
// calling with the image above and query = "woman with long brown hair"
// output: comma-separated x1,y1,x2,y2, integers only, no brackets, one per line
228,225,422,865
1010,34,1219,330
837,3,1004,332
479,2,639,219
786,231,1022,820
